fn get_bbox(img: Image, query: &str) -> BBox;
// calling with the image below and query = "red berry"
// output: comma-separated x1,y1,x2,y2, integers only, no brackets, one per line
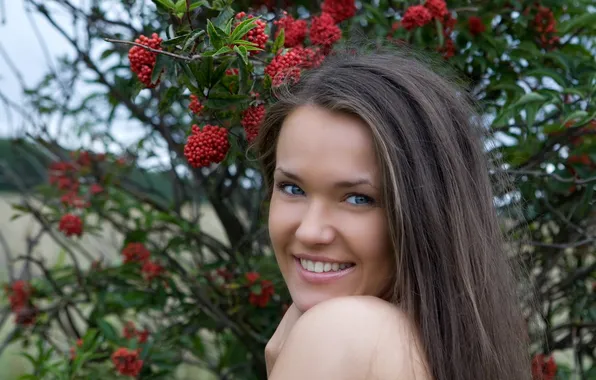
189,94,204,115
122,242,150,264
274,14,307,48
241,104,266,143
424,0,449,19
58,214,83,237
249,279,274,307
309,13,342,47
294,46,326,69
402,5,432,30
245,272,260,284
112,348,143,377
128,33,163,88
531,354,557,380
184,125,230,168
265,48,304,87
141,260,165,282
468,16,486,36
235,13,268,54
321,0,357,23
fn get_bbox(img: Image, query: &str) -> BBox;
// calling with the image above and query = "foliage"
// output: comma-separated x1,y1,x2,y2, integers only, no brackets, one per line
0,0,594,379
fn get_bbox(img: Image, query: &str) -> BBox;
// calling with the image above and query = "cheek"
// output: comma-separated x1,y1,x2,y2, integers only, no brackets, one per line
347,212,392,267
267,195,295,252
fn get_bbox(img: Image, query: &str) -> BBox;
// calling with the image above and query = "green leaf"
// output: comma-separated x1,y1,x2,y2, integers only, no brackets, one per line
234,45,249,65
151,0,176,10
272,27,284,54
183,29,205,51
151,54,168,85
204,93,249,109
175,0,186,12
526,104,538,128
212,46,233,57
207,19,224,50
99,49,116,61
161,34,190,47
513,92,548,107
230,17,259,41
223,17,234,34
10,213,23,221
214,6,235,29
435,18,444,47
191,57,213,88
97,320,118,343
559,12,596,34
524,68,568,88
563,110,589,126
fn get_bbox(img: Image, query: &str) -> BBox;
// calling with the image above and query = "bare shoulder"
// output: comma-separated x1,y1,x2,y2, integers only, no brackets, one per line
268,296,431,380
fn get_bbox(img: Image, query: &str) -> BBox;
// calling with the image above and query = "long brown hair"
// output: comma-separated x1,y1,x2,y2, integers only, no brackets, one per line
255,45,531,380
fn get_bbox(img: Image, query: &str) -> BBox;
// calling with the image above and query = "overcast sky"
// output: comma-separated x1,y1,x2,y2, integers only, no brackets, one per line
0,1,72,137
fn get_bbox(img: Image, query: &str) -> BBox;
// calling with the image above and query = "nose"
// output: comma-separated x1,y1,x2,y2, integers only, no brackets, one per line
294,200,336,247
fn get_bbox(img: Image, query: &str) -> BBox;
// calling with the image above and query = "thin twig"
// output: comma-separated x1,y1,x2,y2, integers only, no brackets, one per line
104,38,203,61
0,231,15,282
500,169,596,185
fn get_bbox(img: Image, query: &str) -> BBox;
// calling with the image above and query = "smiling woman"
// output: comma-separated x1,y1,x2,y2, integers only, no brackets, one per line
254,46,531,380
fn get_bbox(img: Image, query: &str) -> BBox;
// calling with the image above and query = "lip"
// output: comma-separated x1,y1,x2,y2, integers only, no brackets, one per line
294,256,356,285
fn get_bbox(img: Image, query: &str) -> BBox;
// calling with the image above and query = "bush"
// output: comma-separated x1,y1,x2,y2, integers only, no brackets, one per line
0,0,594,379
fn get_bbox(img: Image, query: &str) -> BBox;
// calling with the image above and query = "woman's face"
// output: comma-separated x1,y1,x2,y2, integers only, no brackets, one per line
268,105,394,313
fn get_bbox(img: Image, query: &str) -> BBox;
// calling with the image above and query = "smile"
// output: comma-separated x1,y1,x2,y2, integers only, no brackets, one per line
299,258,355,273
294,256,356,284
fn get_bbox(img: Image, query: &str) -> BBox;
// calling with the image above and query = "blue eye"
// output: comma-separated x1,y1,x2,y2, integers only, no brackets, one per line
346,194,374,206
279,183,305,196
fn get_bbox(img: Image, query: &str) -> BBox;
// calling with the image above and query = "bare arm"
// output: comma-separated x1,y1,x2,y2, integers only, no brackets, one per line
268,296,431,380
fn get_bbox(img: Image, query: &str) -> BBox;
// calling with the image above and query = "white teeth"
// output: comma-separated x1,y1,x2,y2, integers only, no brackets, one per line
300,259,353,273
314,262,324,273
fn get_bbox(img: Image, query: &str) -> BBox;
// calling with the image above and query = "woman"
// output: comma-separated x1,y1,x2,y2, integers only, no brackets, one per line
255,47,531,380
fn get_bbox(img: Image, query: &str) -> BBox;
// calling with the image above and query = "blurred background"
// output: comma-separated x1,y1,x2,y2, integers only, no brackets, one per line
0,0,594,379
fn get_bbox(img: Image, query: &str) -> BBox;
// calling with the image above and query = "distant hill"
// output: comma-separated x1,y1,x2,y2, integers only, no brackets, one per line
0,138,186,204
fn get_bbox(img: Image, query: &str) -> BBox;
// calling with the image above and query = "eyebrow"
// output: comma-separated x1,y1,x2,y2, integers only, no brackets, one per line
275,167,376,189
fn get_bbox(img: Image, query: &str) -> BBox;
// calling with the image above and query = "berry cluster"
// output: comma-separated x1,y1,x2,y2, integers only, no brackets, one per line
321,0,356,23
400,0,450,31
121,242,165,282
128,33,163,88
468,16,486,36
265,48,304,87
294,46,326,69
531,354,557,380
532,6,560,49
122,242,151,263
188,94,204,115
241,104,266,143
401,5,432,30
309,12,342,47
274,14,307,48
49,152,106,230
245,272,275,307
112,348,143,377
4,280,39,326
424,0,448,19
123,321,150,343
69,339,83,360
59,214,84,237
235,12,268,54
184,124,230,168
142,260,165,282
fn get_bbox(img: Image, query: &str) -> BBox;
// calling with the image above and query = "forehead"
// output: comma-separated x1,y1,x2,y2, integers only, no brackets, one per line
275,105,380,181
